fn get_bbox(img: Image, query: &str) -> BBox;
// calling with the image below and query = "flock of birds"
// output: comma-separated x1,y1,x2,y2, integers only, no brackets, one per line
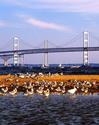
0,77,97,96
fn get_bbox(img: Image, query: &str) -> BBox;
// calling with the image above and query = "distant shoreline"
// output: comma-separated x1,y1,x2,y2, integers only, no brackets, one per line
0,65,99,75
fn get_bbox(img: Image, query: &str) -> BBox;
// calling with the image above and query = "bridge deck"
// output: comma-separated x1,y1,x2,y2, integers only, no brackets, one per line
0,47,99,56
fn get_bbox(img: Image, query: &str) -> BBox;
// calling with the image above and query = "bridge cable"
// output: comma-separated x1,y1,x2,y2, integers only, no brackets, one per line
19,38,44,49
48,33,82,48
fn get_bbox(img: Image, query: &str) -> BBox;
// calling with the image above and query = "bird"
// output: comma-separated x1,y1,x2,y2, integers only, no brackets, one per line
84,88,88,93
1,87,8,93
62,87,66,94
9,88,17,95
24,88,34,96
81,87,85,92
68,86,77,94
27,88,34,95
56,86,61,92
36,87,43,95
44,89,50,97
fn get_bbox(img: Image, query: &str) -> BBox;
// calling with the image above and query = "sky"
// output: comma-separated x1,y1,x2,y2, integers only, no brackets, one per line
0,0,99,64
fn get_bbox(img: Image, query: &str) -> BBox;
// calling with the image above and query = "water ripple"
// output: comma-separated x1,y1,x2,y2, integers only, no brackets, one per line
0,94,99,125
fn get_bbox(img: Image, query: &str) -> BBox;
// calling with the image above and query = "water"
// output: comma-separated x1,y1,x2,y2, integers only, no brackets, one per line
0,94,99,125
1,63,99,68
17,63,99,67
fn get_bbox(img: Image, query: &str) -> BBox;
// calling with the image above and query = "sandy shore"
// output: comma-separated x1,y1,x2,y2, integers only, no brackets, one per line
37,75,99,82
0,74,98,94
0,74,99,85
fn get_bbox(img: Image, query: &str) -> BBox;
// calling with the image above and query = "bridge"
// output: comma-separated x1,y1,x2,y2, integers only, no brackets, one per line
0,31,99,66
1,47,99,54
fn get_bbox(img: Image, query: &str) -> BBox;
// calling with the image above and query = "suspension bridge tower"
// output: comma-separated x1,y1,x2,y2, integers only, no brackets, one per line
13,37,20,66
83,31,89,66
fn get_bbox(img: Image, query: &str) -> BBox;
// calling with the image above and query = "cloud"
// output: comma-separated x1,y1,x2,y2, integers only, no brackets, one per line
0,21,7,27
18,15,72,32
1,0,99,13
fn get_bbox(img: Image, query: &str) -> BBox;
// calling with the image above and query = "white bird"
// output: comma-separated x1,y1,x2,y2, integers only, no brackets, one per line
9,88,17,95
68,86,77,94
44,89,50,97
27,88,34,95
81,87,85,92
56,87,61,92
37,87,43,94
2,87,8,93
24,88,34,96
62,87,65,94
84,88,88,93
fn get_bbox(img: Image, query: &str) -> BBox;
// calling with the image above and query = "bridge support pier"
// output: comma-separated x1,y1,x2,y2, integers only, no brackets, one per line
13,37,20,66
43,40,48,67
83,31,89,66
4,60,8,66
19,55,24,66
1,56,11,66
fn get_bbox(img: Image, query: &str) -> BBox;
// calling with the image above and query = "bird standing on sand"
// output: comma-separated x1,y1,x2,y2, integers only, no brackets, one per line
68,86,77,94
9,88,17,95
24,88,34,96
1,87,8,93
44,89,50,97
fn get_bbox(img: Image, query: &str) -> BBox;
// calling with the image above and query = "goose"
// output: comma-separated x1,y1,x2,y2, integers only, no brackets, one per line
68,86,77,94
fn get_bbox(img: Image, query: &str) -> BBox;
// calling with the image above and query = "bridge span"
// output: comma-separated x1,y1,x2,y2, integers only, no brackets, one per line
0,47,99,55
0,46,99,66
0,31,99,66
